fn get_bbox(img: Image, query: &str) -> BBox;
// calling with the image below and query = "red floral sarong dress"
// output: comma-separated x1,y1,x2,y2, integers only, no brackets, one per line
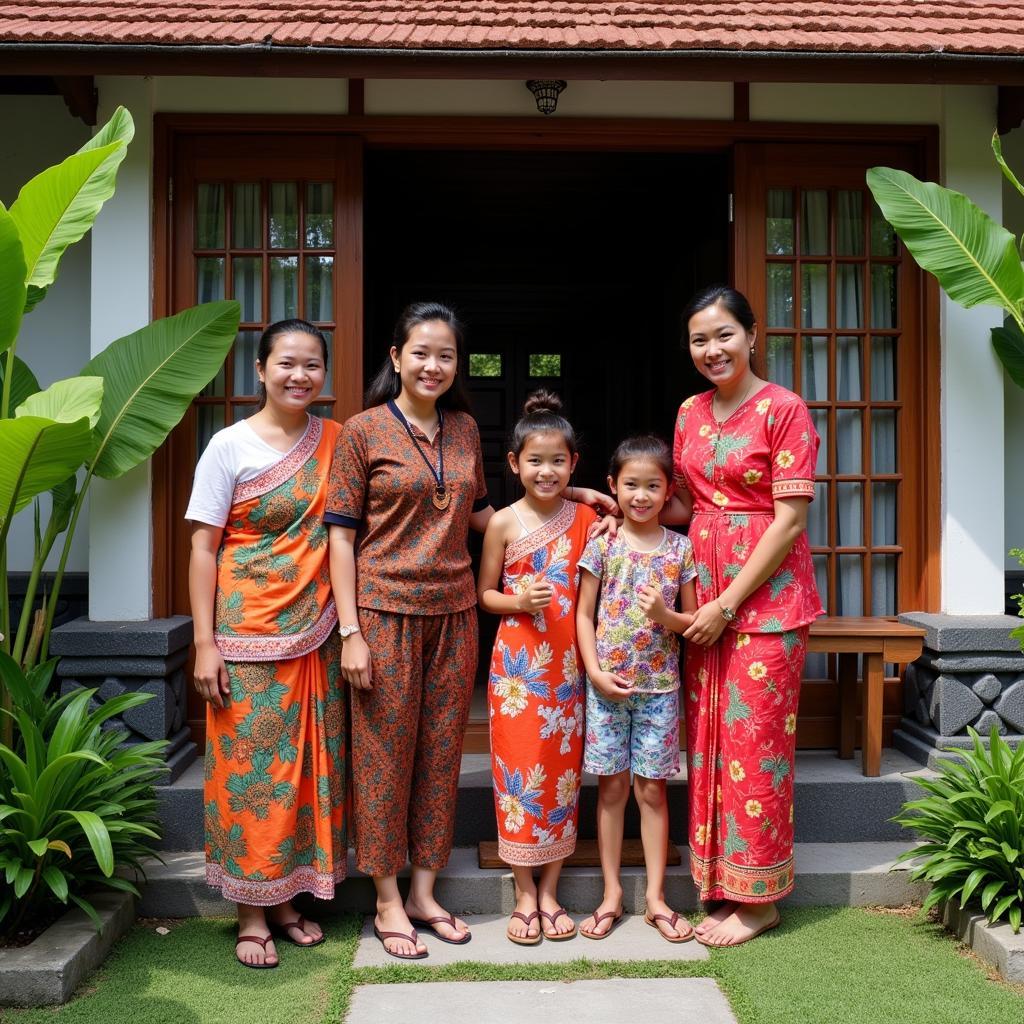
204,416,347,905
488,500,597,866
673,383,823,903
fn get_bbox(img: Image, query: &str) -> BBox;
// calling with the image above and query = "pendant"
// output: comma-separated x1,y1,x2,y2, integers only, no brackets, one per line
432,486,451,510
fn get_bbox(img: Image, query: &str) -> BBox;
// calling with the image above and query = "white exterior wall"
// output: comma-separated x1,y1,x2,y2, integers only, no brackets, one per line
1,96,91,574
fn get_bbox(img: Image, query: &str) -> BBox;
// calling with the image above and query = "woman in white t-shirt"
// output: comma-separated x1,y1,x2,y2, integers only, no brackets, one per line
186,319,345,968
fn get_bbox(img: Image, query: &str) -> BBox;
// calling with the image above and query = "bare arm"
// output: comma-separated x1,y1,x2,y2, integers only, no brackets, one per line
477,511,553,616
576,571,633,700
660,485,692,527
188,523,230,708
469,504,496,534
684,496,809,647
328,525,373,690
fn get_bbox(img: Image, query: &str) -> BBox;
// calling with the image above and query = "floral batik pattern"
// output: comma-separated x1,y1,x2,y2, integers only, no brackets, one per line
488,501,596,865
673,383,823,904
204,417,347,905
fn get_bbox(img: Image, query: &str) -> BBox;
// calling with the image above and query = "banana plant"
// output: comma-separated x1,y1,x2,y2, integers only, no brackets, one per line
867,132,1024,390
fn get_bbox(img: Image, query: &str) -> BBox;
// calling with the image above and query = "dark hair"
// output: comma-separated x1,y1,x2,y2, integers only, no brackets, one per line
608,434,673,483
364,301,473,413
510,389,577,457
681,285,757,340
255,318,329,410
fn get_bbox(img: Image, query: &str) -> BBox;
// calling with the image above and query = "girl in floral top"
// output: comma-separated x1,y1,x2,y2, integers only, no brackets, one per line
670,285,823,948
576,436,698,943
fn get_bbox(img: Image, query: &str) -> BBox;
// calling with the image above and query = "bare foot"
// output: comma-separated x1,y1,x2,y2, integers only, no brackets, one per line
375,900,427,958
644,897,693,941
538,893,576,938
236,906,278,966
579,891,623,939
507,890,541,941
268,900,323,944
694,900,736,935
697,902,780,947
404,895,470,943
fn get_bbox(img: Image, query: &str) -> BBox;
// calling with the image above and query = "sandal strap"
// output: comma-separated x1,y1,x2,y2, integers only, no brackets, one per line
236,934,270,948
510,910,539,926
376,928,420,944
650,912,679,927
539,908,569,924
418,914,457,927
592,909,619,925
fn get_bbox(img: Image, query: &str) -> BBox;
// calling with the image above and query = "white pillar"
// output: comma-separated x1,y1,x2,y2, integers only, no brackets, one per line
88,77,154,621
940,85,1006,613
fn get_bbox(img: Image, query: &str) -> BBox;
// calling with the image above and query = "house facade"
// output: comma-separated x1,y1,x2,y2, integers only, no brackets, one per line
3,2,1024,774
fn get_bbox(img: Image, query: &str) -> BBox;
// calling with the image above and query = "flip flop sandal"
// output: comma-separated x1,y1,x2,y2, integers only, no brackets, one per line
235,934,278,969
373,924,429,960
579,908,624,940
694,908,781,948
406,912,472,945
506,910,542,946
539,907,577,941
644,911,694,943
270,914,326,947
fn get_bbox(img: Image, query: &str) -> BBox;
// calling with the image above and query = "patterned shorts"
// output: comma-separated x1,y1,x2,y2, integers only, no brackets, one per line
583,685,680,780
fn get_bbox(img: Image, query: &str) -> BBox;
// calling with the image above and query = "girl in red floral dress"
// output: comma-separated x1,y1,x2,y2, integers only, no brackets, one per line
668,286,823,947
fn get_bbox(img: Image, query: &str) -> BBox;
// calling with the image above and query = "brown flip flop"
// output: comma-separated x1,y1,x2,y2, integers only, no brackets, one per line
506,909,542,946
644,910,695,943
539,907,577,941
270,914,326,947
235,934,278,969
373,924,428,959
579,907,623,940
694,907,781,948
407,912,471,945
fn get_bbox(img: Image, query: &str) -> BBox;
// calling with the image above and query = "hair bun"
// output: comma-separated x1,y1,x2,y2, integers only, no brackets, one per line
522,388,563,417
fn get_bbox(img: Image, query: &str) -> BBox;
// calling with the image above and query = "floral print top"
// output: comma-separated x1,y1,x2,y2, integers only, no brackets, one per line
579,528,696,693
672,382,824,634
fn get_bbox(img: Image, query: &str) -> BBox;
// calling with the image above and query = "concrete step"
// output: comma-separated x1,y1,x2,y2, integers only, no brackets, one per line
156,748,934,852
137,841,926,918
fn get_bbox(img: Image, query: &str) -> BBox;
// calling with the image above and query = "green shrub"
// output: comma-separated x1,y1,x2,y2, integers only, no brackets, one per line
894,726,1024,933
0,652,165,940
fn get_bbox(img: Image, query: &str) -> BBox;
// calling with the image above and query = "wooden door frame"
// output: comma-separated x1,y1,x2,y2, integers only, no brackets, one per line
151,110,941,620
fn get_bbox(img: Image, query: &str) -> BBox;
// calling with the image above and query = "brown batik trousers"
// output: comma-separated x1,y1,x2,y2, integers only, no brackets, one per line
350,607,477,877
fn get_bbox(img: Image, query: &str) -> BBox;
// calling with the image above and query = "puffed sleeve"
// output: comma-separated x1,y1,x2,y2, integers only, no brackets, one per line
324,417,368,528
768,395,818,500
678,536,697,586
578,536,605,580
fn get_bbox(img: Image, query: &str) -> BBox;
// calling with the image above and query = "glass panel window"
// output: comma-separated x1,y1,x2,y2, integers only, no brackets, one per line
529,354,561,377
232,183,261,248
801,335,828,401
319,331,334,397
196,184,225,249
233,404,259,423
871,555,898,615
836,554,864,615
870,199,898,257
767,189,795,255
801,190,829,255
469,354,502,377
872,481,898,546
870,336,897,401
871,410,898,473
836,336,862,401
232,330,261,397
197,257,225,303
200,364,225,398
836,190,864,256
305,183,334,248
232,256,262,323
836,265,864,329
765,335,794,390
196,405,225,457
808,482,829,547
766,264,794,327
836,410,862,474
270,256,298,320
269,183,298,249
304,255,333,321
811,409,828,475
801,264,829,328
870,264,898,328
836,482,864,547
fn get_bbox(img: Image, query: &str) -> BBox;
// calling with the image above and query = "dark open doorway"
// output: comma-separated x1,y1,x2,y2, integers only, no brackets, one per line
364,147,729,720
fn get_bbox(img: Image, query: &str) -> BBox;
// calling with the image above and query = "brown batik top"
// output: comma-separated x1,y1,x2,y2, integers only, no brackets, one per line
325,400,489,615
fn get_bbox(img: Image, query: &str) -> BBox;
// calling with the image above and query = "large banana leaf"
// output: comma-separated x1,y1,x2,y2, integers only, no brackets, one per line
0,204,26,356
83,300,240,479
0,354,40,417
17,376,104,428
867,166,1024,317
993,322,1024,389
9,112,130,310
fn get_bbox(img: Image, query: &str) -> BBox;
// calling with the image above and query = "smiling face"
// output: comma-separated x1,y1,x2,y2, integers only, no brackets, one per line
609,457,670,525
687,300,757,390
391,320,458,406
256,331,327,413
509,431,577,503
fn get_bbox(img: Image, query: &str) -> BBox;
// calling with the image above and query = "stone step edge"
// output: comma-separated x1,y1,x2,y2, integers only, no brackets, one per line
137,842,927,918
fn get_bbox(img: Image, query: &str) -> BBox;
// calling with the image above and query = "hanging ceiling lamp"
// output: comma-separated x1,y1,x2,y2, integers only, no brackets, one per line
526,80,567,115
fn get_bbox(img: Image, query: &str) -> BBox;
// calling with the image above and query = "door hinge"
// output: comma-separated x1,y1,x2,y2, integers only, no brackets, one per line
728,193,734,223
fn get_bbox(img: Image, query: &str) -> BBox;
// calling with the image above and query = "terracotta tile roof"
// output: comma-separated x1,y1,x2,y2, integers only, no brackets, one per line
1,1,1023,55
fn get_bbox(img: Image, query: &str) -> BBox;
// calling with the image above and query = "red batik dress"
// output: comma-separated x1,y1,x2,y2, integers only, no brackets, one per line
488,500,597,866
673,383,823,903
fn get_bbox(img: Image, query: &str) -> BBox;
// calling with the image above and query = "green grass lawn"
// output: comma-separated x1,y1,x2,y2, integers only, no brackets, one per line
2,908,1021,1024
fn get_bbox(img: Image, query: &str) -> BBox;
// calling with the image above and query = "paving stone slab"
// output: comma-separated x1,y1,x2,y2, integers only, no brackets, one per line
943,902,1024,982
346,978,736,1024
353,912,710,968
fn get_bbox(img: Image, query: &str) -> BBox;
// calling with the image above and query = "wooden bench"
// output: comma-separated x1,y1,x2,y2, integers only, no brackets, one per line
808,616,925,778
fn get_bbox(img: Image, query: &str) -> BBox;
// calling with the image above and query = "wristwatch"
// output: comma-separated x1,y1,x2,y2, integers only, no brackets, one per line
338,623,360,640
717,601,737,622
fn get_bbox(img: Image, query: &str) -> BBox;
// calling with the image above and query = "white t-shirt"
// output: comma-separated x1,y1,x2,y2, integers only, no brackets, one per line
184,416,312,528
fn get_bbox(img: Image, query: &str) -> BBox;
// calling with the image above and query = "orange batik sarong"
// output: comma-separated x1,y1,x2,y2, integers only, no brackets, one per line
204,416,347,905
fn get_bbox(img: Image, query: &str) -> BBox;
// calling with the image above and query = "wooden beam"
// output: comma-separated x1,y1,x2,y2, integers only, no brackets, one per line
53,75,97,125
734,81,750,121
347,77,364,117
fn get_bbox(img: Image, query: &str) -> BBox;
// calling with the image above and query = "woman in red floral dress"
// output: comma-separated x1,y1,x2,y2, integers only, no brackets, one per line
669,286,823,947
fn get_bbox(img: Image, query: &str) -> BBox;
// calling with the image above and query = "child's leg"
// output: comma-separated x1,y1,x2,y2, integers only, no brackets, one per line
507,865,541,941
537,859,575,936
